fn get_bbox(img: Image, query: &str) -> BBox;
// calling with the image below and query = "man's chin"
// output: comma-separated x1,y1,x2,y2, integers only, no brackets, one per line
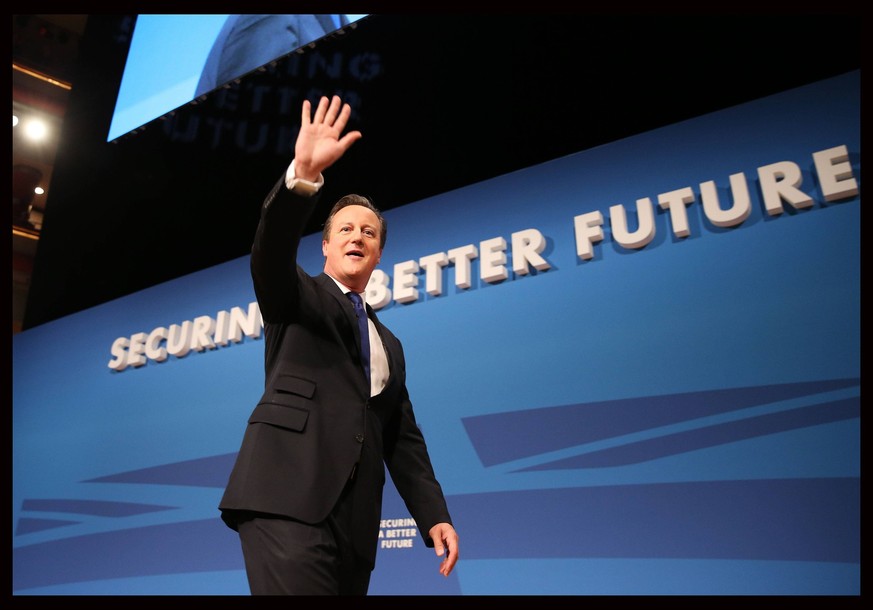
338,267,372,289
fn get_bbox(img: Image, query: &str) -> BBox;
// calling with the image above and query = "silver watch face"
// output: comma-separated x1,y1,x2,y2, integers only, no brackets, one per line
291,179,318,196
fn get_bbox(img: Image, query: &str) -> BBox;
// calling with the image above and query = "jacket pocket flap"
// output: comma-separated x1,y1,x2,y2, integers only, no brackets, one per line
249,402,309,432
274,374,316,398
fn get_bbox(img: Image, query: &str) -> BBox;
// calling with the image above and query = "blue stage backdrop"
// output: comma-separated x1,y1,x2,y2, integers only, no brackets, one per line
12,71,860,595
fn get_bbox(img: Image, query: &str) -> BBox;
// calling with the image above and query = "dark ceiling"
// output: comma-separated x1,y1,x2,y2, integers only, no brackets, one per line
20,13,863,330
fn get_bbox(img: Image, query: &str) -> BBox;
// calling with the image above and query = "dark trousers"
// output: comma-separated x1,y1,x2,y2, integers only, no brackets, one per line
236,479,372,595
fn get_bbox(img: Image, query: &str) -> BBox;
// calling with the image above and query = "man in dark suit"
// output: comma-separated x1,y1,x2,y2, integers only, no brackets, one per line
195,15,350,98
219,95,459,595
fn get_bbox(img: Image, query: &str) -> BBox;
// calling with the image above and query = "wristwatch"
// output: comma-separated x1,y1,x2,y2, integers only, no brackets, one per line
288,176,321,197
286,159,323,196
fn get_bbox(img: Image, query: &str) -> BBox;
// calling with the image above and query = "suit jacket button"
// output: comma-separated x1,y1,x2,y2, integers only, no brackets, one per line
355,434,364,443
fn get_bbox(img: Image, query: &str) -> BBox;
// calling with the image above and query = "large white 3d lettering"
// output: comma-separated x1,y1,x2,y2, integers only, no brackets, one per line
574,144,858,258
108,302,262,371
108,145,857,372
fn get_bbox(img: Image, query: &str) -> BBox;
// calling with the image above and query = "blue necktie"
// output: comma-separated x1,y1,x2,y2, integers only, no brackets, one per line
347,292,370,382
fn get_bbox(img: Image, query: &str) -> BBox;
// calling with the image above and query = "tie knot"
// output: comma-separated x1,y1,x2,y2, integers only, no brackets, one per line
347,292,364,312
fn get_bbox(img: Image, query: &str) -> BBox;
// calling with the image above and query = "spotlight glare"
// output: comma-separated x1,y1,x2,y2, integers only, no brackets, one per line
25,118,48,141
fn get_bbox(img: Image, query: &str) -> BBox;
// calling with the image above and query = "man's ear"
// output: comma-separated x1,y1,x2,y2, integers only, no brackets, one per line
322,240,328,256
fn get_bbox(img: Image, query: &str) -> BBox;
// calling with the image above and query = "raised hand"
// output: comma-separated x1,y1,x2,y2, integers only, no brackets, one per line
294,95,362,181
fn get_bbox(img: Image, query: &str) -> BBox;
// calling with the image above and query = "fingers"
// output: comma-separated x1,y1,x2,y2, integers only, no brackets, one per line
439,541,458,577
308,95,345,129
312,95,330,126
332,101,352,133
337,129,363,151
431,524,459,578
300,99,312,126
295,95,360,171
324,95,343,126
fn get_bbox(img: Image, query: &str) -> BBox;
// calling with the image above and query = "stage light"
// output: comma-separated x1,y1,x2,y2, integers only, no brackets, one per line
24,117,49,141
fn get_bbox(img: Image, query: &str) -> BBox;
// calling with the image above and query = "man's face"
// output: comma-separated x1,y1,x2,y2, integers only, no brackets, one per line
322,204,383,293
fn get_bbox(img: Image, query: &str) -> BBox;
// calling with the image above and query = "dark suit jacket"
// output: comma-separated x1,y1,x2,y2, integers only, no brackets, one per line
219,176,452,567
195,14,349,97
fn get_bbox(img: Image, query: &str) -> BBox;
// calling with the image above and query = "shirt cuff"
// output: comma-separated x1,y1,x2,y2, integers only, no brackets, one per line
285,159,325,196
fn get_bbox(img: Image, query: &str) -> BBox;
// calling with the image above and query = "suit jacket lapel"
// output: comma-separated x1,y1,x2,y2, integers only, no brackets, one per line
317,273,393,387
316,273,363,358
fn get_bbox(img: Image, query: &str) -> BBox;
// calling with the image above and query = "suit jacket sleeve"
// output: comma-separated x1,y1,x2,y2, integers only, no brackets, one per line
382,348,454,545
250,175,320,324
